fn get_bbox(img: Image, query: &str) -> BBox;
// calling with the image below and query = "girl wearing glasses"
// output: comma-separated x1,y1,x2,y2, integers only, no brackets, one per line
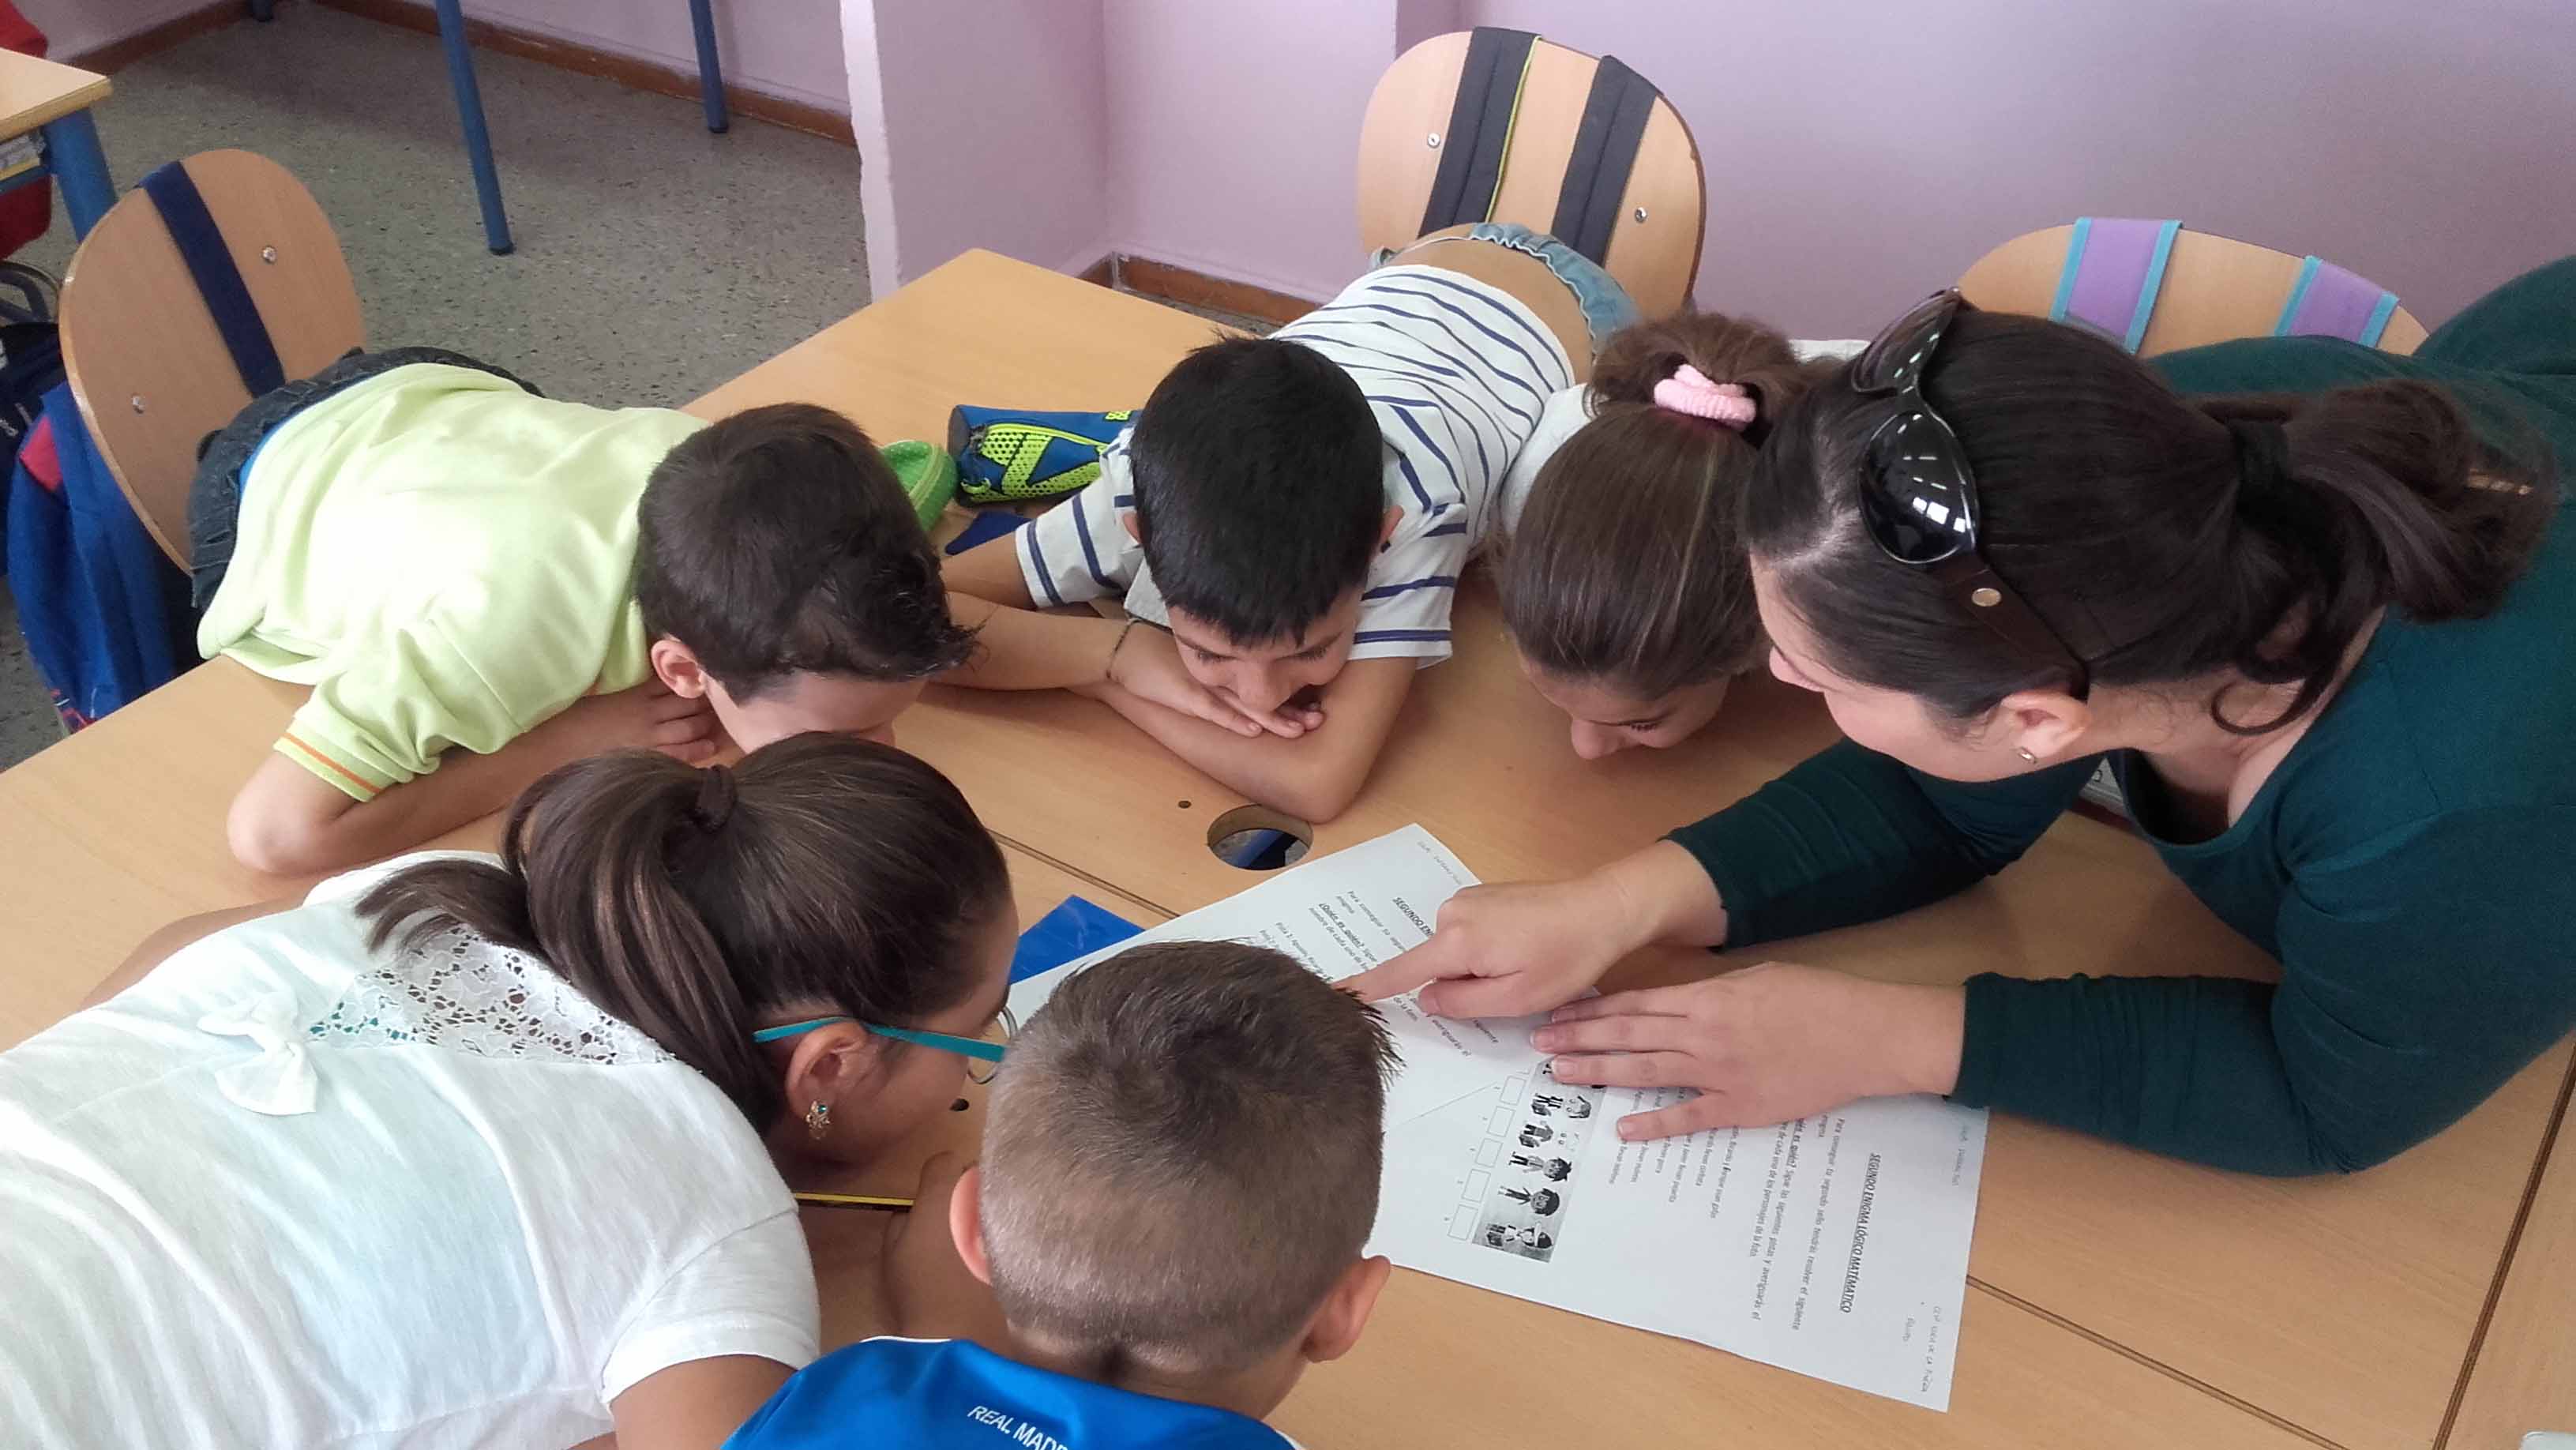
1355,256,2576,1176
1,735,1016,1447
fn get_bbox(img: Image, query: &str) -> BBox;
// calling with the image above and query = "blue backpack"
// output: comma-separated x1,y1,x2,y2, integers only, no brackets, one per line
2,377,194,731
0,249,196,732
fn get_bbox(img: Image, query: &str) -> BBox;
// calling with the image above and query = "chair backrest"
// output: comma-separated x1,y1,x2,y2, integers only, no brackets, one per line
58,150,363,569
1958,220,2428,359
1357,28,1705,319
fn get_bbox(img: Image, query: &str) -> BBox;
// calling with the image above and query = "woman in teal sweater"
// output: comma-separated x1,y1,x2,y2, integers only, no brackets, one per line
1352,257,2576,1175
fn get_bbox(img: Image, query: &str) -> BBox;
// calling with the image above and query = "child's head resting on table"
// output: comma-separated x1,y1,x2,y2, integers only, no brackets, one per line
1501,312,1834,759
359,733,1016,1159
959,941,1398,1420
1125,340,1397,721
638,403,978,753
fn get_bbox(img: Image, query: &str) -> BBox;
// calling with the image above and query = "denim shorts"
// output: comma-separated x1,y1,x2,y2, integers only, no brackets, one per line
186,347,538,609
1463,222,1643,354
1374,223,1643,355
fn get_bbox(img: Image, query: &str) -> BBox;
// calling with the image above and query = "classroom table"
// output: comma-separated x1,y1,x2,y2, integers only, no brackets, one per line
2,249,2567,1449
2448,1116,2576,1450
0,47,115,238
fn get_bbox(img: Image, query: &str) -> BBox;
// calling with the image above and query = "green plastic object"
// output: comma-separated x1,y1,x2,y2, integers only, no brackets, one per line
881,440,960,532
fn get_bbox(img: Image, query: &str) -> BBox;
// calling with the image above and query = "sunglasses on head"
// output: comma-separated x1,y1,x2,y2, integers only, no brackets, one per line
1849,290,2091,697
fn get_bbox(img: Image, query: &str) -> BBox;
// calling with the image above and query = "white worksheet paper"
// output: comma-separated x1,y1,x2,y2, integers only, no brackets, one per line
1008,825,1988,1410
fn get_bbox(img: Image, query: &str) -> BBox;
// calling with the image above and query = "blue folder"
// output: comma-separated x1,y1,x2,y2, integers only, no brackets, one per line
1009,896,1146,982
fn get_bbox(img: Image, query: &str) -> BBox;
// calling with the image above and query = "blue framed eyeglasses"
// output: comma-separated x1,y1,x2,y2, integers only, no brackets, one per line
752,1005,1016,1084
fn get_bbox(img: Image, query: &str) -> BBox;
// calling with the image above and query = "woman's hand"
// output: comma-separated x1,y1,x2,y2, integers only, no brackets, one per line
1095,625,1321,739
881,1154,1008,1347
1533,964,1966,1140
1344,842,1728,1019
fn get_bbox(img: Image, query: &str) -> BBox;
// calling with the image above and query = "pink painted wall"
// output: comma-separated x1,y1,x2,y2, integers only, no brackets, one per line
1098,0,1398,302
53,0,2569,335
1100,1,2576,334
842,0,1110,289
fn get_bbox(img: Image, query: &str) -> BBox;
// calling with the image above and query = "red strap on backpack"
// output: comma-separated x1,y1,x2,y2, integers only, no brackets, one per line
0,1,54,258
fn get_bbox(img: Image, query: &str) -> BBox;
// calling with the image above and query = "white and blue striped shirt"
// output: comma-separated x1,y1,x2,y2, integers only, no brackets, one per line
1018,265,1573,664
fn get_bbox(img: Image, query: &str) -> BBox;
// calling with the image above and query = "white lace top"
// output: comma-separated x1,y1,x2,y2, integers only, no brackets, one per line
309,921,672,1064
0,852,819,1448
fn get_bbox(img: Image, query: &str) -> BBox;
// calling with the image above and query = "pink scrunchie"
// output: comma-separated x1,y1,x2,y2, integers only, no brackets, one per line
1652,364,1756,430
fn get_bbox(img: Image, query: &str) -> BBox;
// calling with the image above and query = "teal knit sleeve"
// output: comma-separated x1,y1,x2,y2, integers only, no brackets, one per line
1665,739,2099,947
1951,806,2576,1174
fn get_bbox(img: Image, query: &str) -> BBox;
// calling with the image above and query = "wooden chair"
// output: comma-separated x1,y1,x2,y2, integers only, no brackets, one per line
1959,220,2428,358
1357,28,1705,320
58,149,364,569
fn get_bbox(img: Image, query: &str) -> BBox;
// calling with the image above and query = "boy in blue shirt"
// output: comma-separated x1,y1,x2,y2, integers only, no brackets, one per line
728,941,1398,1449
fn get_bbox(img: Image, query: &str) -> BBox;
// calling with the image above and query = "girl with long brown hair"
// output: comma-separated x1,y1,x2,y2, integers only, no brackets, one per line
1498,312,1838,757
2,735,1014,1447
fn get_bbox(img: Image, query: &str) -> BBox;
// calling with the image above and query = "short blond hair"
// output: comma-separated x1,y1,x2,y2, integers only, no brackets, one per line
980,943,1395,1373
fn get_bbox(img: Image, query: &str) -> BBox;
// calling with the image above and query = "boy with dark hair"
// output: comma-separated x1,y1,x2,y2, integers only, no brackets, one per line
635,404,970,722
941,228,1623,821
728,941,1399,1449
1123,340,1388,648
197,356,967,874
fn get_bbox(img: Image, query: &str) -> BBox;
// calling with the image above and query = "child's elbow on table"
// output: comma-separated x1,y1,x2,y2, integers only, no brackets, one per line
226,757,365,877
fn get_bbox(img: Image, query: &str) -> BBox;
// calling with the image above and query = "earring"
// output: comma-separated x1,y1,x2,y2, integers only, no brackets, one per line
805,1099,832,1141
2015,746,2040,764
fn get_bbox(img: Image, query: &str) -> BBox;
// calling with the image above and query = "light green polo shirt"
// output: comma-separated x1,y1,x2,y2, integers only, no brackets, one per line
197,364,706,801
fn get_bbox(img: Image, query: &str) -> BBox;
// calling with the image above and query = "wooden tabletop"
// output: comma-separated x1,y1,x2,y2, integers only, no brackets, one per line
2,248,2566,1448
0,49,108,137
2447,1088,2576,1450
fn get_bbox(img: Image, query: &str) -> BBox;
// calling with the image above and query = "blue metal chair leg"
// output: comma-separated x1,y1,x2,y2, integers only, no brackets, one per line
39,111,115,239
687,0,729,133
431,0,514,254
247,0,275,20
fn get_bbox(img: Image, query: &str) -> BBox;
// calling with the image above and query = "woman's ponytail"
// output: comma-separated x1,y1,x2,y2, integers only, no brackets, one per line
1747,309,2555,732
362,737,1009,1128
544,757,774,1119
2199,381,2552,728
